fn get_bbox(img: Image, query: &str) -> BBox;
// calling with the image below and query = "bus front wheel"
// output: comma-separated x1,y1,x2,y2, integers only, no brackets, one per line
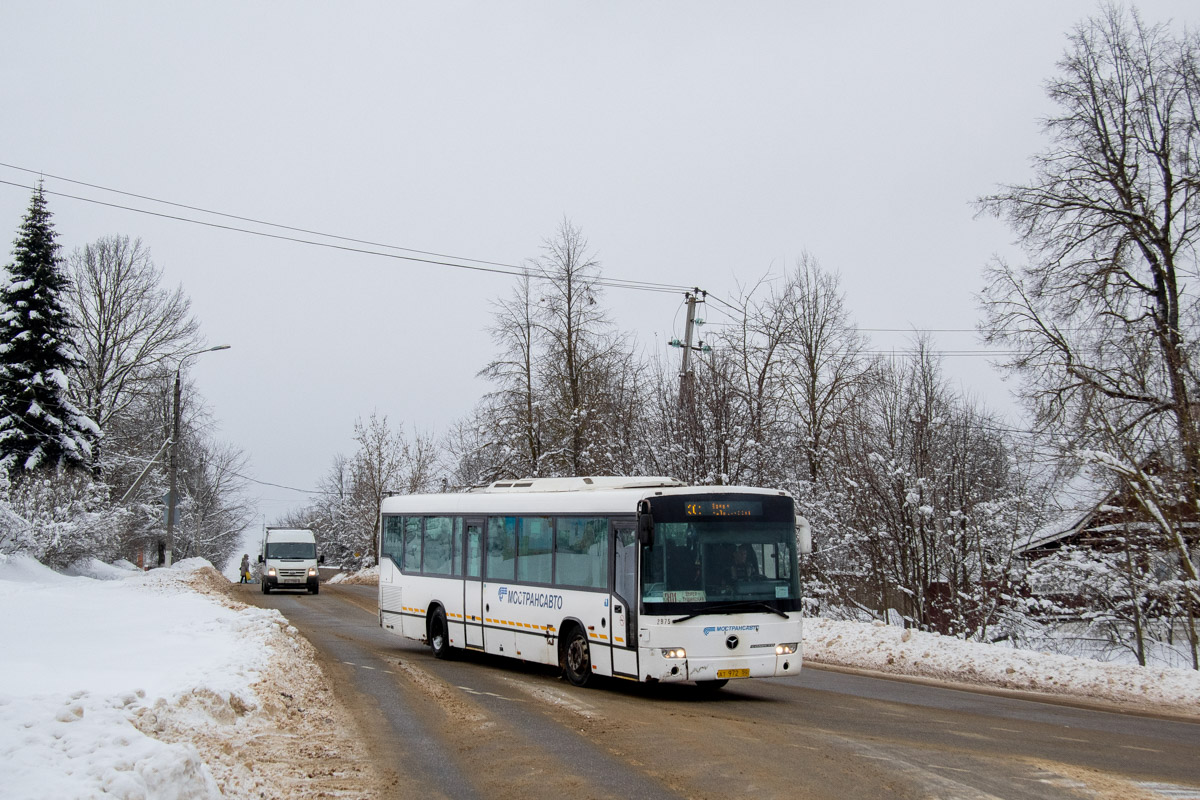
561,627,592,687
429,608,452,659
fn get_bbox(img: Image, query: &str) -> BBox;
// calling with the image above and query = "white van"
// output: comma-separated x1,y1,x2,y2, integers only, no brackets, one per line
258,528,323,595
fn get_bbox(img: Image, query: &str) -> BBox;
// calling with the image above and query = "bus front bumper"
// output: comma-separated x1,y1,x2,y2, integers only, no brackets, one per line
644,650,801,683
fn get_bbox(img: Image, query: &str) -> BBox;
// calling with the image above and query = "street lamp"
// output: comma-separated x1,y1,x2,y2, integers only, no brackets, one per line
164,344,231,567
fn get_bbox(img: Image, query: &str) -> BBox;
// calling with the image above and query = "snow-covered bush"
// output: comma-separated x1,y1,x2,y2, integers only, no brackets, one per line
0,469,128,569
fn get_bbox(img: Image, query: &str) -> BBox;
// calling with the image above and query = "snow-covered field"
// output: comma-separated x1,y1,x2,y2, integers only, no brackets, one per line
805,617,1200,717
0,554,378,800
2,557,1198,799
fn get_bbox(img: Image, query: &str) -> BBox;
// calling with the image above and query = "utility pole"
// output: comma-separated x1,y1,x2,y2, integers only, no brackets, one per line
669,289,709,404
164,344,231,567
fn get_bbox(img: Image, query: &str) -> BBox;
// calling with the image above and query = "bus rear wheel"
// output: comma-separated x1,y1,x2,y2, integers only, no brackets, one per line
561,627,592,687
429,608,452,659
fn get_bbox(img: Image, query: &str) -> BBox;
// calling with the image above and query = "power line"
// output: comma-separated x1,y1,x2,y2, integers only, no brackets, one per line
0,172,690,295
229,470,337,496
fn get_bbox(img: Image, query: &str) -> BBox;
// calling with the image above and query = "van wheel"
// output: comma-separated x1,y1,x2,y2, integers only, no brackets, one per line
429,608,452,659
561,627,592,687
309,583,319,595
262,581,270,595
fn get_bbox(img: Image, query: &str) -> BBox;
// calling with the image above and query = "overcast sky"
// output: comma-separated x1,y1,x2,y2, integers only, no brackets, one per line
2,2,1196,528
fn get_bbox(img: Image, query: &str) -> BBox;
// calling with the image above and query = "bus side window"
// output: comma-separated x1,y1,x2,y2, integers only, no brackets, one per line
381,516,404,563
486,517,517,581
403,517,422,572
452,518,464,577
423,517,453,575
518,517,552,583
554,517,608,589
465,521,483,578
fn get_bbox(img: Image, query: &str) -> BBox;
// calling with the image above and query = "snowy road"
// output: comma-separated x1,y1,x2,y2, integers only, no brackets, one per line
243,584,1200,800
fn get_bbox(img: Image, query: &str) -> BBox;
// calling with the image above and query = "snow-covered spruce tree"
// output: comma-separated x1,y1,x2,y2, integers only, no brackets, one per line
0,185,98,475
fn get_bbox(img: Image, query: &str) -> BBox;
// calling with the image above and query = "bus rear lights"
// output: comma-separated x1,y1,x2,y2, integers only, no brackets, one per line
661,648,687,659
775,643,798,655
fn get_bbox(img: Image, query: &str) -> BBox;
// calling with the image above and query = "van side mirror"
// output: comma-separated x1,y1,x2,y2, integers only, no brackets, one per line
796,515,813,555
318,555,325,565
257,554,264,564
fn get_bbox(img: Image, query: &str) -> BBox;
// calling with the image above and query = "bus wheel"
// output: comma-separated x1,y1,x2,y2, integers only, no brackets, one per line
562,627,592,687
429,608,452,660
695,679,729,694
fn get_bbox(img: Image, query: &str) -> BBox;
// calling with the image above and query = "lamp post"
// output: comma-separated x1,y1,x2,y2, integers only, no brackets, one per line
164,344,231,567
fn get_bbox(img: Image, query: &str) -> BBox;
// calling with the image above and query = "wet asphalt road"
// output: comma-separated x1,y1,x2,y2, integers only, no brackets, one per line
244,583,1200,800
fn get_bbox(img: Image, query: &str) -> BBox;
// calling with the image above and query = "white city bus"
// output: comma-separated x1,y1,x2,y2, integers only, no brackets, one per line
377,477,811,689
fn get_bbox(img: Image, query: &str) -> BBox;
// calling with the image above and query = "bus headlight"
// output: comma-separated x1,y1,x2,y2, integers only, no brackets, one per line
661,648,687,659
775,643,798,655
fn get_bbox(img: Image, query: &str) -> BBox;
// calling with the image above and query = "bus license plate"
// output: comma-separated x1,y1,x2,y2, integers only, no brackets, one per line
718,668,750,679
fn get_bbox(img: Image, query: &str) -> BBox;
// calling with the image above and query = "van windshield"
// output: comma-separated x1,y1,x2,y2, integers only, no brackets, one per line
266,542,316,559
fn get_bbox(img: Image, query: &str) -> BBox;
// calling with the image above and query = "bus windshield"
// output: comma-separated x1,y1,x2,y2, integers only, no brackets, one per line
640,494,801,612
266,541,316,559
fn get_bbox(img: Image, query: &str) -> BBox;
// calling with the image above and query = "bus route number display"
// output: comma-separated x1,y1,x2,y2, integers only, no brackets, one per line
684,500,763,517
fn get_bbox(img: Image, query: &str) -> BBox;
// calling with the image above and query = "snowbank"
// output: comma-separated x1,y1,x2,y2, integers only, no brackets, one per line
805,617,1200,717
0,554,377,799
326,565,379,585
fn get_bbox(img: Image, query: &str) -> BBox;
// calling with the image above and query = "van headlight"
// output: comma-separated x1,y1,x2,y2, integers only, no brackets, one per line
661,648,687,659
308,567,318,576
267,568,276,577
775,643,798,655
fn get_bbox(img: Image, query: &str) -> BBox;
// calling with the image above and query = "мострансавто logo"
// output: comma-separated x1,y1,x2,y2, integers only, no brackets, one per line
496,586,563,609
702,624,760,636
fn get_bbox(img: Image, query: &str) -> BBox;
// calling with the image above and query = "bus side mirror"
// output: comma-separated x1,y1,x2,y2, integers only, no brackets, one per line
637,513,654,547
796,515,813,555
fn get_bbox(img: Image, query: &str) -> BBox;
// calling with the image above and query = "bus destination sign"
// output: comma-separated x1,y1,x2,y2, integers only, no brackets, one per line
684,500,763,518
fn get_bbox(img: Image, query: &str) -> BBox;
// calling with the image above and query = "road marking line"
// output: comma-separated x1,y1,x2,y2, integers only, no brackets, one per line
360,665,375,670
1136,781,1200,799
1120,745,1161,753
1052,736,1089,743
456,686,522,702
990,727,1020,733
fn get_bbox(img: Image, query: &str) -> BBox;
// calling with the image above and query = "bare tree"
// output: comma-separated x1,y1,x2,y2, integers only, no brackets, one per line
65,236,202,461
532,218,634,476
477,273,544,477
836,342,1021,634
173,438,253,567
777,255,871,484
978,4,1200,642
350,413,440,562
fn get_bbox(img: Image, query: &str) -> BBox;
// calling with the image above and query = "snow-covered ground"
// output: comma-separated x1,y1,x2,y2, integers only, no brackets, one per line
2,558,1198,799
804,617,1200,717
0,554,378,800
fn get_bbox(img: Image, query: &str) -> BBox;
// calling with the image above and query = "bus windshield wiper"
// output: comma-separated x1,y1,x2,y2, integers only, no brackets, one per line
672,601,790,624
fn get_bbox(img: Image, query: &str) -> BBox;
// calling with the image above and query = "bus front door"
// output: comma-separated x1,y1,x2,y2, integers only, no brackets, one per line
464,518,485,649
611,523,639,679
